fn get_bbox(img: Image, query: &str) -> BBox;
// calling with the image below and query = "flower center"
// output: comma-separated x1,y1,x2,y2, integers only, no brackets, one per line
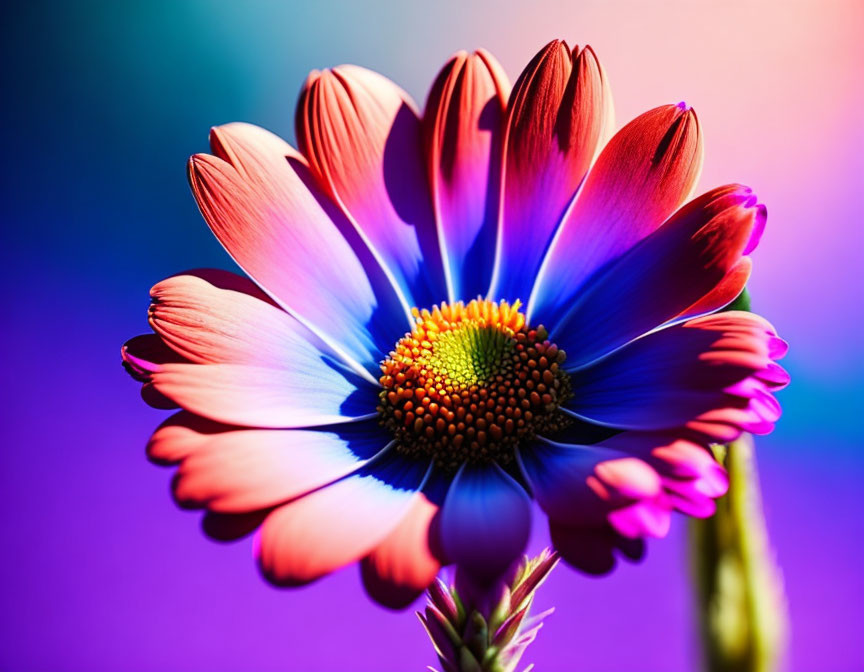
378,299,572,470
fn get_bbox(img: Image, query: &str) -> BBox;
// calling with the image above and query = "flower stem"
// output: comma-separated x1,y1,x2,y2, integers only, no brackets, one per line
689,435,788,672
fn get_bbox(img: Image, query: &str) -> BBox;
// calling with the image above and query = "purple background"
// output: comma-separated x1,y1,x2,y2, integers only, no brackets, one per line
2,2,862,670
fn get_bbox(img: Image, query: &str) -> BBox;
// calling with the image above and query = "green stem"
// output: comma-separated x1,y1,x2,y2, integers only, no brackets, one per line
689,435,788,672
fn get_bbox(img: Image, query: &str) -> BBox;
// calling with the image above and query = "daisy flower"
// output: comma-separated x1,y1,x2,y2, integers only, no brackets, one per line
122,40,788,609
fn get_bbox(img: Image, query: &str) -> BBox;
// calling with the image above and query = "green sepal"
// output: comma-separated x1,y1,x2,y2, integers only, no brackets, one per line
481,645,501,667
458,646,482,672
726,287,751,312
451,588,467,629
465,611,489,660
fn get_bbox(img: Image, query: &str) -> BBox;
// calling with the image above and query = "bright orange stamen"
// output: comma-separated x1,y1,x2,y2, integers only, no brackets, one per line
378,299,572,470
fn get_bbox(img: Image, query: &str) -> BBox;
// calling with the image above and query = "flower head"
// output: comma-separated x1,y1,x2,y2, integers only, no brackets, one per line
122,40,788,608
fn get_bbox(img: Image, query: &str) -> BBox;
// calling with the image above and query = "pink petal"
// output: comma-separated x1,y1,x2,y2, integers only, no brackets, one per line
172,420,387,513
550,185,765,367
297,66,445,309
438,462,532,581
605,433,728,495
756,361,791,390
742,200,767,254
517,440,661,527
129,268,300,410
660,478,719,518
150,362,377,428
166,267,278,304
146,411,231,465
361,492,441,609
256,453,430,586
768,335,790,360
121,333,185,379
598,432,729,516
607,499,672,539
526,431,731,532
188,122,406,381
491,41,611,303
595,458,663,499
529,103,703,328
121,334,186,409
565,312,785,434
149,272,335,367
686,417,757,444
424,49,509,301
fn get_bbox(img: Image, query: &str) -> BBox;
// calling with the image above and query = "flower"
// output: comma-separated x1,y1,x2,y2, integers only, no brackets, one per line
122,39,788,609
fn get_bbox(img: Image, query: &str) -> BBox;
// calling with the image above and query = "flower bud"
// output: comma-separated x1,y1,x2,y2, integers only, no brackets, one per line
418,549,559,672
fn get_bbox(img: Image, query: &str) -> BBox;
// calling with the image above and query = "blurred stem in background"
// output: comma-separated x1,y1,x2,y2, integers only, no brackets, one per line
690,434,788,672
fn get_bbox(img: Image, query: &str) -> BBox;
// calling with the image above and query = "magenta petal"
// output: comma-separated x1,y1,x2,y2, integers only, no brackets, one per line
438,462,531,580
688,409,769,442
756,362,791,389
661,478,718,518
518,439,668,535
768,336,790,360
607,500,671,539
594,458,663,499
750,388,782,422
742,203,767,255
595,433,730,515
565,312,783,434
602,433,730,498
526,429,730,526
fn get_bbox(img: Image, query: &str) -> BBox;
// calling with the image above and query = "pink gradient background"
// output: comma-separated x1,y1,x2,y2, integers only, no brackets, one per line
1,2,862,670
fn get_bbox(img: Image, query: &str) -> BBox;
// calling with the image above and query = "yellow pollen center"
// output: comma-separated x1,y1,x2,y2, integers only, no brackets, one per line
377,299,572,470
